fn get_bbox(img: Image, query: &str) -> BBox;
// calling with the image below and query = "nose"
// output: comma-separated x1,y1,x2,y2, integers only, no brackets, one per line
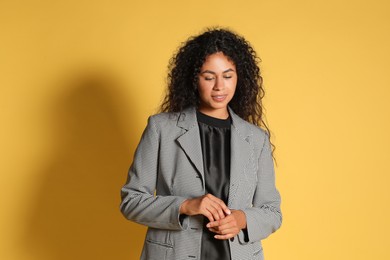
213,76,224,91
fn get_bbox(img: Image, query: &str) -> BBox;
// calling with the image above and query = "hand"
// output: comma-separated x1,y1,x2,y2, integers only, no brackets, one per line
206,210,247,240
179,194,231,222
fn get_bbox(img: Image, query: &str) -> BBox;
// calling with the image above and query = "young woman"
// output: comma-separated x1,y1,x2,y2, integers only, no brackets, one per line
120,28,282,260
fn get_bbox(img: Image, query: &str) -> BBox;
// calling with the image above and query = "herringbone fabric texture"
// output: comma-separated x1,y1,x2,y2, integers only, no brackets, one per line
120,106,282,260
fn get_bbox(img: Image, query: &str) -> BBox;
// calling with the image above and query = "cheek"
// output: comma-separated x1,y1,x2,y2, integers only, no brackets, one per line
198,82,211,96
230,80,238,94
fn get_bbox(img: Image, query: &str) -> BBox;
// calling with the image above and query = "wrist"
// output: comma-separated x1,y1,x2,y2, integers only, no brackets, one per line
238,210,247,229
179,199,188,214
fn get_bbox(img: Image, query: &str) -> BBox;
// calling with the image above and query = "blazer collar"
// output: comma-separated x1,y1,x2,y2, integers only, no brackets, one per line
176,106,197,131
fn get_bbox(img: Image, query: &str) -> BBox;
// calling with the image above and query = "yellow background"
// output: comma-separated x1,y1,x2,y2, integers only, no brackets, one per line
1,0,389,259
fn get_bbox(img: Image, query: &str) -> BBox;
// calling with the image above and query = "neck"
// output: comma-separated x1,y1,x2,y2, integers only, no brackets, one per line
197,107,229,119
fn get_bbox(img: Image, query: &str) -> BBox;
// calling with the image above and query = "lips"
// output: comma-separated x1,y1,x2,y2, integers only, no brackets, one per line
211,95,228,102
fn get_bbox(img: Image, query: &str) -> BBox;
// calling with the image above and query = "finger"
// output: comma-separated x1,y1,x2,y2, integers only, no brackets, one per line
208,226,237,235
206,204,222,221
206,220,220,228
205,194,227,209
210,219,239,235
208,196,231,216
208,227,219,233
204,194,227,219
214,233,235,240
202,195,222,221
207,214,232,228
213,222,234,233
203,211,215,222
223,205,231,216
210,201,226,220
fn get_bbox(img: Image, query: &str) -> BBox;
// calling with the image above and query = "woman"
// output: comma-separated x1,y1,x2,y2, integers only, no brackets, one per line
120,28,282,260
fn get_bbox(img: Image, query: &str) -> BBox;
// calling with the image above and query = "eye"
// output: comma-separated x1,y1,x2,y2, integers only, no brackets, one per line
205,76,215,81
223,75,233,79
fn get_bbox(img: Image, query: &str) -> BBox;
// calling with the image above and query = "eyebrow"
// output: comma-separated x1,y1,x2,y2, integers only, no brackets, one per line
200,68,235,75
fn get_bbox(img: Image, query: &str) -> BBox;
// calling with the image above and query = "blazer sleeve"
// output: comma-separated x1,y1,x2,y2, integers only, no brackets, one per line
239,132,282,243
120,116,188,230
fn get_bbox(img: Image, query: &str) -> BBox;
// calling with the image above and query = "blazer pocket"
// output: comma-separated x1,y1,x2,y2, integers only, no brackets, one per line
252,242,264,260
146,228,172,246
143,229,173,260
143,239,173,260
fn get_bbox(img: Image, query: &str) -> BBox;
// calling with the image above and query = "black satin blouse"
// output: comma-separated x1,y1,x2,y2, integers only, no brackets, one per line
197,110,232,260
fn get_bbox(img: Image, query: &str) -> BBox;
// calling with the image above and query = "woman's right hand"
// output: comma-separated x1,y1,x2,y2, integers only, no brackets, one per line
179,194,231,222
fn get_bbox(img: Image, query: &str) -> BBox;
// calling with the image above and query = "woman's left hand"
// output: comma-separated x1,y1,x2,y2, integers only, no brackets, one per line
206,209,247,240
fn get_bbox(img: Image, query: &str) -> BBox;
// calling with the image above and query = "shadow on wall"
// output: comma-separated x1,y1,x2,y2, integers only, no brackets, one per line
24,69,146,259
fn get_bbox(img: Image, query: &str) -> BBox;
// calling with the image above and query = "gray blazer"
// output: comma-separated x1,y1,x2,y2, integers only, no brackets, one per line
120,106,282,260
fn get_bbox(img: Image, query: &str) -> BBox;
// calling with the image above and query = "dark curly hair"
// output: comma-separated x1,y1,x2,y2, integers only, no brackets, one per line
160,27,276,160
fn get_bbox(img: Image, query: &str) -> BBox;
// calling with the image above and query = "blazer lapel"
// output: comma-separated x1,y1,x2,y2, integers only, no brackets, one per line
228,107,252,208
176,107,205,190
175,106,253,205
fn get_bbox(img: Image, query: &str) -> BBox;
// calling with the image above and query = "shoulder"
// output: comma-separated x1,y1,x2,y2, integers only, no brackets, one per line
146,111,182,131
150,111,180,123
232,115,270,153
240,122,272,160
230,109,268,142
246,121,269,145
249,123,269,139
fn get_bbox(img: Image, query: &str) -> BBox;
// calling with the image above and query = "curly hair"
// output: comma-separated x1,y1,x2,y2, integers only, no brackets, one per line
160,27,276,160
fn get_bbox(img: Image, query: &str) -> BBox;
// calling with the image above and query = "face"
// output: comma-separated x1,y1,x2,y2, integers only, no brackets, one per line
197,52,237,119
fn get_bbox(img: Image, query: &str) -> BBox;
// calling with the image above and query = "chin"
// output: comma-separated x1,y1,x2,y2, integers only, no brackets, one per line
210,103,228,110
